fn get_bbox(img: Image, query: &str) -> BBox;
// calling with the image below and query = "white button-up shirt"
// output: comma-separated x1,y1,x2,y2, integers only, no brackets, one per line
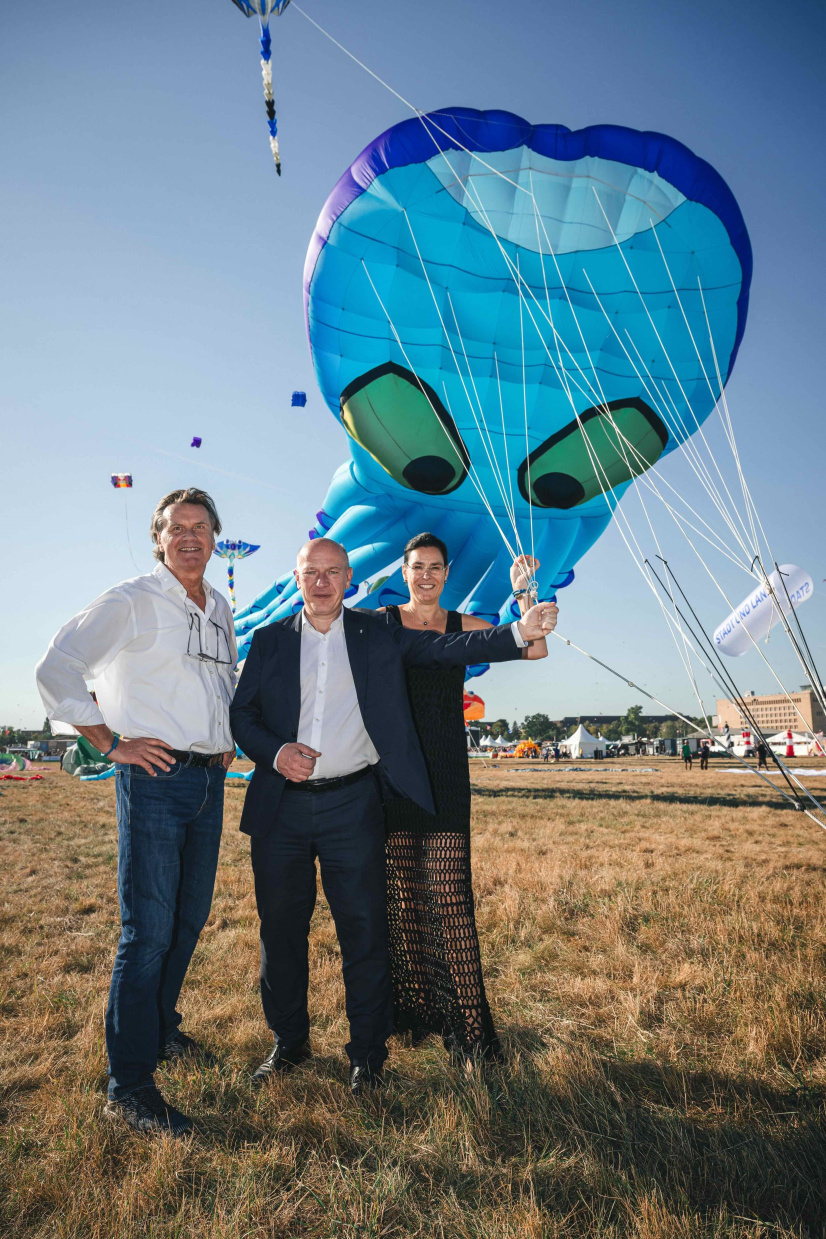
278,610,528,780
279,609,380,780
36,563,237,754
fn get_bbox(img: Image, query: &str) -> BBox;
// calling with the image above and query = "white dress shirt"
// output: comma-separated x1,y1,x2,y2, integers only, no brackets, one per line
276,609,528,780
276,609,380,780
36,563,237,754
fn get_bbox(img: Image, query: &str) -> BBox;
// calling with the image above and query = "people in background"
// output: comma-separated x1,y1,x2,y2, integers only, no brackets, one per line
681,740,693,770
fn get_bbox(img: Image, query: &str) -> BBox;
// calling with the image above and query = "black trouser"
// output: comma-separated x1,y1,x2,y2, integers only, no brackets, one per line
250,773,391,1067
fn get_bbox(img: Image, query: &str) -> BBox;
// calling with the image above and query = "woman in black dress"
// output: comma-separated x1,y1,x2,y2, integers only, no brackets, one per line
382,533,548,1062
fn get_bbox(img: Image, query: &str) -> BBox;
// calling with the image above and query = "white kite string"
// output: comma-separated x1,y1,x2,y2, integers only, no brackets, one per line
359,260,519,560
122,489,143,575
403,145,783,738
289,5,826,821
398,209,525,556
440,153,825,783
549,629,826,830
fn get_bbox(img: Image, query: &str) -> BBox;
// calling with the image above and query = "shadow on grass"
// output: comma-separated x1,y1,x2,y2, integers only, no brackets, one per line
191,1025,826,1235
191,1027,826,1233
449,1026,826,1236
471,783,808,814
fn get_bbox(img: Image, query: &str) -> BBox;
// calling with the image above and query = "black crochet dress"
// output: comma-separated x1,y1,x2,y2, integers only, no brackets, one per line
384,605,501,1059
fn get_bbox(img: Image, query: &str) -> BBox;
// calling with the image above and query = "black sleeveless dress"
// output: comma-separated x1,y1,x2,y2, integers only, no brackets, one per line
384,605,501,1059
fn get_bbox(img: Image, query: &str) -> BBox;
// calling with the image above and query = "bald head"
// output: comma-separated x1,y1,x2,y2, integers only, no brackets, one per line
294,537,353,632
296,537,349,569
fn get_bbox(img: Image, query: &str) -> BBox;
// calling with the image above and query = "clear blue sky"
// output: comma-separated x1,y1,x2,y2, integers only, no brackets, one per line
3,0,825,728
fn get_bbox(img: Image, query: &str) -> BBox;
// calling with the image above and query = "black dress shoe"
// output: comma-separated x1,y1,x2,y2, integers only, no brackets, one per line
250,1039,311,1086
349,1063,384,1096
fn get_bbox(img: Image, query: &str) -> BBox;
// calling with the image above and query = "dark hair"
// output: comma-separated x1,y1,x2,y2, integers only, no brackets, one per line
150,487,222,562
403,532,448,566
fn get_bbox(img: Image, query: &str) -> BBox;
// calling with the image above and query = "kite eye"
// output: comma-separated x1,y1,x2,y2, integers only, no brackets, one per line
517,398,669,509
339,362,469,495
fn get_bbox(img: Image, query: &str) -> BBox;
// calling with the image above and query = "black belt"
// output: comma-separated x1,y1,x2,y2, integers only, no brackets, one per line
287,765,374,794
167,749,225,768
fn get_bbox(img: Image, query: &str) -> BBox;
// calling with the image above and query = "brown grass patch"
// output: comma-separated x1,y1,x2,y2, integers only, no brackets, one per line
1,760,825,1237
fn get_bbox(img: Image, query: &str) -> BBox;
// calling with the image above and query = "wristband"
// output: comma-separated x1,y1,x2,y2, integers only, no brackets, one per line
513,577,538,600
101,734,120,759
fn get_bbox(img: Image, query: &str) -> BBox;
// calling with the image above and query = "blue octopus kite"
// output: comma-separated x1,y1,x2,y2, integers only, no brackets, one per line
235,107,751,665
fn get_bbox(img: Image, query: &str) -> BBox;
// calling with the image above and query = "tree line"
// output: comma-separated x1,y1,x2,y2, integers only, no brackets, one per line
1,721,51,747
485,706,704,743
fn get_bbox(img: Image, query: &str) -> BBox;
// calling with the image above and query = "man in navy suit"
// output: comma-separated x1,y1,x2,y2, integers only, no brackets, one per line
230,538,557,1094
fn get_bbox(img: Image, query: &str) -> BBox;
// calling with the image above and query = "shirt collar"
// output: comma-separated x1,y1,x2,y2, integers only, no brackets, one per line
153,562,213,600
300,607,344,636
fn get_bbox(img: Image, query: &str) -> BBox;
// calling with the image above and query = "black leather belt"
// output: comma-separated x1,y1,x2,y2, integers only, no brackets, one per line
167,749,225,768
287,766,374,793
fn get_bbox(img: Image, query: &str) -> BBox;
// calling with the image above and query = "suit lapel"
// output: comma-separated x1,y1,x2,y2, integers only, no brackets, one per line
343,608,369,722
281,610,303,736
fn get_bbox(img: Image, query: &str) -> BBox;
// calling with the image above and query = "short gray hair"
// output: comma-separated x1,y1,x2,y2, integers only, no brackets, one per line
150,488,222,562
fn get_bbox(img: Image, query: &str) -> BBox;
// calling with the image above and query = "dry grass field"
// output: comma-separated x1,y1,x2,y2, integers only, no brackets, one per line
2,758,826,1238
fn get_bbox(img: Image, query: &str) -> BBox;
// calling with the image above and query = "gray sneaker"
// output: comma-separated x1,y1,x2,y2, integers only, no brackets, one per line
105,1085,192,1137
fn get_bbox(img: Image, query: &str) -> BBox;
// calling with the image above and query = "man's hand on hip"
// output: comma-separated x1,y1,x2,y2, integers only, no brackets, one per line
222,750,235,771
277,743,322,782
517,601,559,643
111,737,175,776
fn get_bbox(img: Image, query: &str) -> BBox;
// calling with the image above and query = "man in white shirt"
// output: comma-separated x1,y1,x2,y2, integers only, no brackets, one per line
230,538,557,1095
36,488,236,1137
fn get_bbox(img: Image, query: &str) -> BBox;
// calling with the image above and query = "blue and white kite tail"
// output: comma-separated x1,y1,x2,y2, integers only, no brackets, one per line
259,23,280,175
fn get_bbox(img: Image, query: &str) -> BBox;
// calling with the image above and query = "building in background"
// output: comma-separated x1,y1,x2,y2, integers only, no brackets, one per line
716,687,826,734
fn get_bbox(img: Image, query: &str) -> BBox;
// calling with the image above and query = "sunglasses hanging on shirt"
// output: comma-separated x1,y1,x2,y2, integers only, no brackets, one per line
186,613,233,665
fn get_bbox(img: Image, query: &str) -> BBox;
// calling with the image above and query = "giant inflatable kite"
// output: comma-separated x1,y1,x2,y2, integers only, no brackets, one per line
235,108,751,660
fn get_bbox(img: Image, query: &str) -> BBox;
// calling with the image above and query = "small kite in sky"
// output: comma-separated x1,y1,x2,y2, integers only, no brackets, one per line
191,436,202,449
110,474,132,488
291,391,307,407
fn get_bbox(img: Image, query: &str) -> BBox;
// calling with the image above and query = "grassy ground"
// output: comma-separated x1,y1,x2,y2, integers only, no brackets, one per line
2,758,826,1238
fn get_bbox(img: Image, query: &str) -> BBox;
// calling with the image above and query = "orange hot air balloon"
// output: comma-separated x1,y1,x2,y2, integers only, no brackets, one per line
463,691,485,722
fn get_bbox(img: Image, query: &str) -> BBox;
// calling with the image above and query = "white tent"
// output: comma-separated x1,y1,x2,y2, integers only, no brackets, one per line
562,723,602,759
766,731,814,757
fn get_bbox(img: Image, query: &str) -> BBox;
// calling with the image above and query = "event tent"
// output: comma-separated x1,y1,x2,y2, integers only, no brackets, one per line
562,724,602,759
766,731,819,757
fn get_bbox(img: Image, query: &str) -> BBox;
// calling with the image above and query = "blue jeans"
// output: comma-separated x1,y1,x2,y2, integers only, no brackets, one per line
106,761,225,1098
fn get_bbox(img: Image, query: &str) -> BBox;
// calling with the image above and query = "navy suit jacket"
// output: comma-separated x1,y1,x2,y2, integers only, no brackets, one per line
230,606,523,837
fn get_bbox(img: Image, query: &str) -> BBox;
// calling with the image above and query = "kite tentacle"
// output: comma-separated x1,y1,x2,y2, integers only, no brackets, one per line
259,22,281,175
